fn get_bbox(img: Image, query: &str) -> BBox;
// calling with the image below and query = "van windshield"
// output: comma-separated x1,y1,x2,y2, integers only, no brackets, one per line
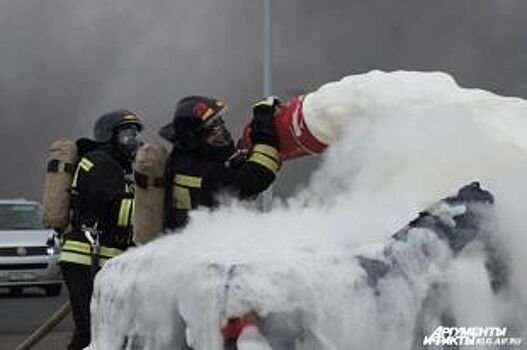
0,203,44,230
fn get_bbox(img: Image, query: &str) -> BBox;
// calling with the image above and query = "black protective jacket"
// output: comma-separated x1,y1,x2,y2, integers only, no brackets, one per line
163,110,281,231
60,142,134,267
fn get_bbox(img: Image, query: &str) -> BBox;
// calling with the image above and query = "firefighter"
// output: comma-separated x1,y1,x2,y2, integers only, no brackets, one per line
59,110,143,350
159,95,281,230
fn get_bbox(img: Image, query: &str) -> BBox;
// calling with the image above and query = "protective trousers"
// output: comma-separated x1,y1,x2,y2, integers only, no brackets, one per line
60,262,93,350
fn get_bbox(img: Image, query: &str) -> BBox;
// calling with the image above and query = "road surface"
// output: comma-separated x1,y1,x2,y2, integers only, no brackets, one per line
0,285,73,350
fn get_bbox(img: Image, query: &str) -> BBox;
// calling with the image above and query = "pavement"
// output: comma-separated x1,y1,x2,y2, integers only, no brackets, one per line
0,285,73,350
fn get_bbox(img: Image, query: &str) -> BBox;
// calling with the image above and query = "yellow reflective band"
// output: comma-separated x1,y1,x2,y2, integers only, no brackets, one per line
201,108,215,122
118,201,126,226
173,186,191,210
62,245,91,255
61,239,123,266
80,158,94,169
123,114,137,121
253,144,280,163
72,166,80,188
99,246,123,258
174,174,202,188
62,247,89,255
62,240,123,258
248,153,279,174
79,158,94,172
79,163,90,172
60,251,92,266
124,199,132,225
60,251,110,267
62,240,91,254
129,200,134,223
117,199,133,227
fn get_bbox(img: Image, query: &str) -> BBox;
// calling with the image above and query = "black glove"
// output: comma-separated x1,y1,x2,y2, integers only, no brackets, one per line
224,149,249,169
250,96,281,148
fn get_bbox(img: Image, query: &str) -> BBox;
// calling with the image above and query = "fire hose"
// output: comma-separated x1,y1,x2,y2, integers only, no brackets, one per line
14,301,71,350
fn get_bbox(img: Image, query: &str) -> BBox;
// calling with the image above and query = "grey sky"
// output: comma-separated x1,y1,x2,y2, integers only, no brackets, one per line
1,0,526,199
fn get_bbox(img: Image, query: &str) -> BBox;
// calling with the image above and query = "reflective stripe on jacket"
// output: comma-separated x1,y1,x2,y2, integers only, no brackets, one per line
60,239,123,267
164,143,281,230
65,145,134,260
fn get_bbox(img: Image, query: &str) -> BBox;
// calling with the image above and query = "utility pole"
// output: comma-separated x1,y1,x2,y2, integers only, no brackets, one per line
260,0,274,211
263,0,272,97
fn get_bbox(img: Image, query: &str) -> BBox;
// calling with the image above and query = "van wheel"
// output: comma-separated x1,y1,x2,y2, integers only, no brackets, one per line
44,284,62,296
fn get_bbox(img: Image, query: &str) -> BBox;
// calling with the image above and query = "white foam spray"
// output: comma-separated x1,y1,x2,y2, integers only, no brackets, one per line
90,71,527,350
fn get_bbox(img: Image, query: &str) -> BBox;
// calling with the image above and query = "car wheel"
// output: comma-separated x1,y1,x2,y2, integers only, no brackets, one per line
10,287,23,296
44,284,62,296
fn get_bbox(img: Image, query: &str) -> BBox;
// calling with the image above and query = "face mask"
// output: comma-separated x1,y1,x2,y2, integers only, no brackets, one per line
115,126,143,159
201,116,233,147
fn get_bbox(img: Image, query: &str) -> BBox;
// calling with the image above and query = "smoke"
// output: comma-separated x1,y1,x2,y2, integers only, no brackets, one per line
2,0,527,200
0,0,262,199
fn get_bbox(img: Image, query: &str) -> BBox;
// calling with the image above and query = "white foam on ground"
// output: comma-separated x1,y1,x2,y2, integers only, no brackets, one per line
90,71,527,350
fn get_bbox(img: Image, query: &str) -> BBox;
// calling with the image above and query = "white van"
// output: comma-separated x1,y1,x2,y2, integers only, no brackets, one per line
0,199,62,296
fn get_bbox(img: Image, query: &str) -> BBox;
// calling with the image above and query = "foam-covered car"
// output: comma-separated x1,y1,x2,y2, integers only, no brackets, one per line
90,183,525,350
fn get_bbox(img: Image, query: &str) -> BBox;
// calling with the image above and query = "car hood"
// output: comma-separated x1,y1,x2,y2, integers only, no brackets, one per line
0,229,55,247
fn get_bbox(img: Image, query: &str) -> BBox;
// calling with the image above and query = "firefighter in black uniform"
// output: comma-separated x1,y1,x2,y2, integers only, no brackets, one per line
159,95,281,230
59,110,143,350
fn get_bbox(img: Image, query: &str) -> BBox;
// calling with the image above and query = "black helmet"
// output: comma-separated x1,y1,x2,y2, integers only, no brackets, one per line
93,110,143,143
159,96,226,148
